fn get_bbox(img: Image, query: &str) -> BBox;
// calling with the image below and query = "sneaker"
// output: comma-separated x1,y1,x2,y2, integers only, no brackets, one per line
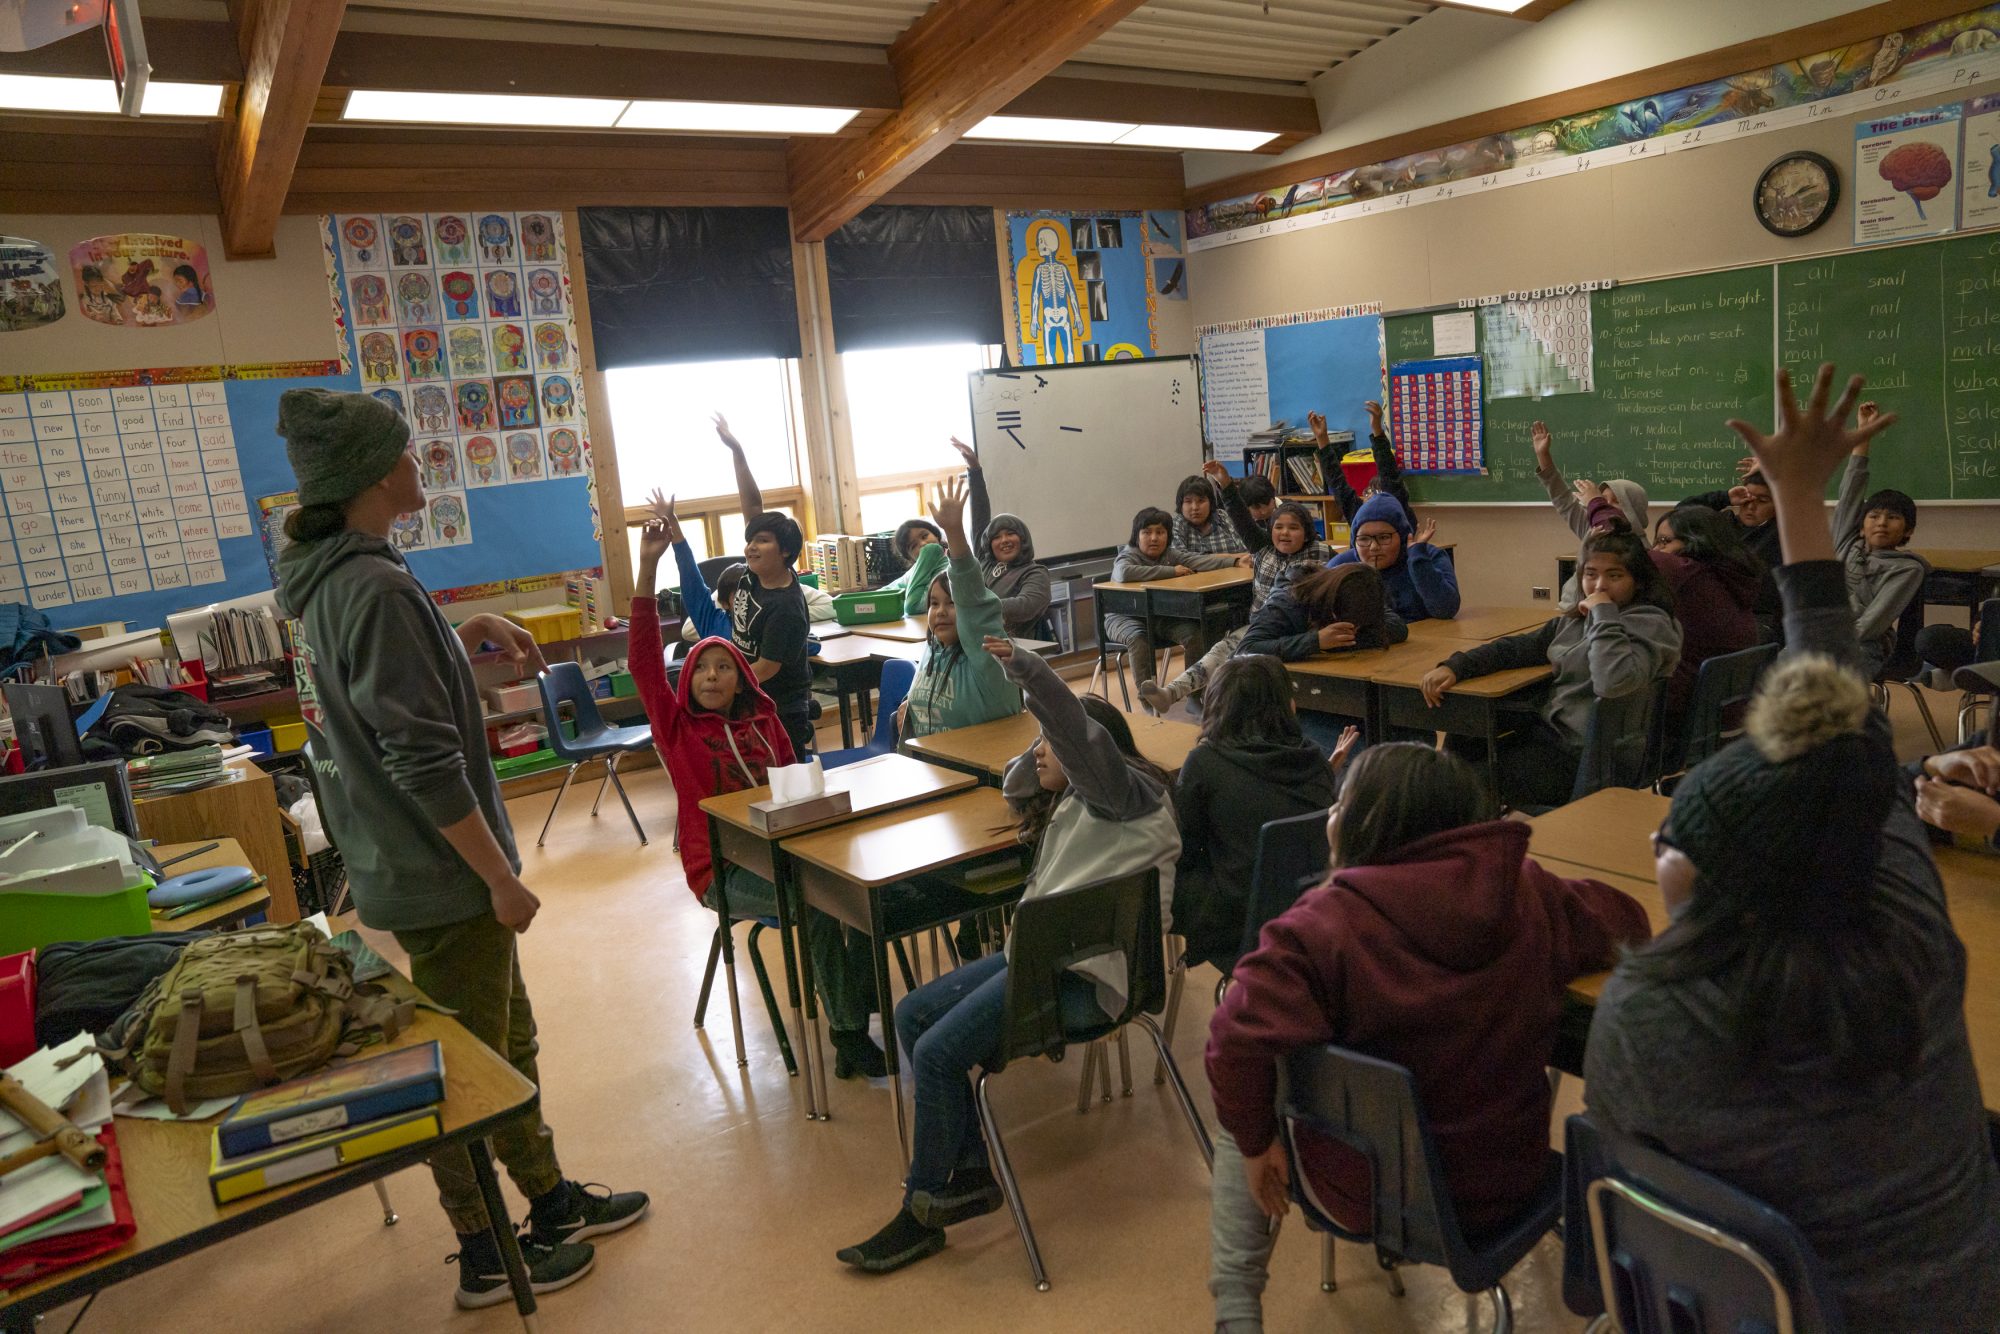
449,1230,595,1310
529,1180,651,1248
909,1164,1004,1229
835,1207,946,1274
832,1029,888,1080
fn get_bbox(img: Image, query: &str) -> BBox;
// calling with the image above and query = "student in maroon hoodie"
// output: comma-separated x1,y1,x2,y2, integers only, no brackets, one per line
630,513,886,1076
1202,743,1650,1333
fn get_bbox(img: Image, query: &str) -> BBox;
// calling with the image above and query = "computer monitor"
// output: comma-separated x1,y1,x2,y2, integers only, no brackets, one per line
3,683,87,770
0,761,140,838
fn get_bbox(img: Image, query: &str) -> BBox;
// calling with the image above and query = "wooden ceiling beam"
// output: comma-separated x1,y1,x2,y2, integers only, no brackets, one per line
215,0,348,259
786,0,1152,243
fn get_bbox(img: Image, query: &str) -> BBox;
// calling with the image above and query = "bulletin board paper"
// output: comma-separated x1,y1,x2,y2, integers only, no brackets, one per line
1196,304,1385,475
1478,293,1593,399
1389,357,1485,474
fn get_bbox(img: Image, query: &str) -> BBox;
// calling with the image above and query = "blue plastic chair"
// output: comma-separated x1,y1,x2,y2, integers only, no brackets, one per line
819,658,915,769
1277,1044,1564,1329
534,661,654,847
1562,1113,1844,1333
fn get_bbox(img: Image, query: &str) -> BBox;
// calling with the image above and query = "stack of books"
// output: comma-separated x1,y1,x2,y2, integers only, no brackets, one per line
0,1034,132,1291
126,745,229,798
208,1041,446,1205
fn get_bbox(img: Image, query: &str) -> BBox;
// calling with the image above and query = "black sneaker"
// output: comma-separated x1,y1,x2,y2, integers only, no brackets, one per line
835,1207,946,1274
529,1180,651,1247
832,1029,888,1080
449,1229,595,1310
909,1164,1004,1229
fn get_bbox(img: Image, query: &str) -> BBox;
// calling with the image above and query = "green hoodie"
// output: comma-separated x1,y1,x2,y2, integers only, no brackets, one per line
277,529,514,931
877,539,947,616
901,553,1022,738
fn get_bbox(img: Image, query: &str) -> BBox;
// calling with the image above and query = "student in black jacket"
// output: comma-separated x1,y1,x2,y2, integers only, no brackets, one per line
1317,400,1411,526
1170,654,1345,973
1684,458,1781,638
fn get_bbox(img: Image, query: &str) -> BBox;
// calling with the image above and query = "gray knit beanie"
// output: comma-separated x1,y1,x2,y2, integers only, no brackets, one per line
278,388,410,508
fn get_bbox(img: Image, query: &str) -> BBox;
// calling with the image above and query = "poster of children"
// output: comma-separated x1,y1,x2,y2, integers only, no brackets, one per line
0,237,65,332
68,233,216,327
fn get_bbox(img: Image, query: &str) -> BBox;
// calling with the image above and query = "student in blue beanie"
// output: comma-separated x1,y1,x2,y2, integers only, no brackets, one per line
1327,492,1460,622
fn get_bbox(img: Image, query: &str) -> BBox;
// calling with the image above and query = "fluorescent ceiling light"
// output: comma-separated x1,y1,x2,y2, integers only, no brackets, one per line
964,114,1136,144
618,99,856,134
342,89,626,128
0,74,223,117
1116,124,1277,151
1435,0,1535,11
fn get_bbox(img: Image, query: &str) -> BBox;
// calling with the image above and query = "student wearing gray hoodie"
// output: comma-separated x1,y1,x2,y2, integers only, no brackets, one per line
952,438,1053,638
274,390,647,1311
1109,506,1250,684
1832,401,1928,678
1531,420,1651,610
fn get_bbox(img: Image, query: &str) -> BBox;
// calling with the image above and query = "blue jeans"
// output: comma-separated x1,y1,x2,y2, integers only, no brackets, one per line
894,953,1107,1202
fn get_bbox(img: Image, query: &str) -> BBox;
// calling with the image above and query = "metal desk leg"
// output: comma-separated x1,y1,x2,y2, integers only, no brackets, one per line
835,671,856,749
872,899,910,1165
1482,701,1503,809
469,1138,540,1333
768,848,816,1118
706,816,749,1069
788,856,832,1120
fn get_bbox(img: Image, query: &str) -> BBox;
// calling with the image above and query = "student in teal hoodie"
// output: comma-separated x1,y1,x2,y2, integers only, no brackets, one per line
274,390,646,1312
899,474,1023,739
876,520,949,616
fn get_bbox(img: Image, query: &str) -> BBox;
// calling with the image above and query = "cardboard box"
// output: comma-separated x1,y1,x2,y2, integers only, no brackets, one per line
747,789,853,835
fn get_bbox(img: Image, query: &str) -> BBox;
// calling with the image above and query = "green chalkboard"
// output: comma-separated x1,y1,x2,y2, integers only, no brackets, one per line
1778,233,2000,500
1391,269,1774,504
1384,230,2000,503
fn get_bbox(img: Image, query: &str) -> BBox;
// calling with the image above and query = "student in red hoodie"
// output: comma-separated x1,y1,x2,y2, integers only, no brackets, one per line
630,512,887,1076
1202,743,1650,1333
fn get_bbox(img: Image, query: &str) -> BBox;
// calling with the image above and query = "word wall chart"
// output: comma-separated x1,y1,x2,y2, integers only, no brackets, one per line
0,377,247,610
330,208,590,555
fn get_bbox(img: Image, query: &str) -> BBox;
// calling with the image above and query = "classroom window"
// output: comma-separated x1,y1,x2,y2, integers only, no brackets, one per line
841,342,993,480
859,488,924,536
604,356,802,502
716,506,796,559
626,520,711,593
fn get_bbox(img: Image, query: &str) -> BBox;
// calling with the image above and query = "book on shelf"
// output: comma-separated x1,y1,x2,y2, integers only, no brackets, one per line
217,1041,445,1158
209,1105,442,1205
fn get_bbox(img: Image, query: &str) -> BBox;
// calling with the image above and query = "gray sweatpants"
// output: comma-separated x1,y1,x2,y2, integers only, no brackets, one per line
1169,627,1244,699
1211,1126,1281,1329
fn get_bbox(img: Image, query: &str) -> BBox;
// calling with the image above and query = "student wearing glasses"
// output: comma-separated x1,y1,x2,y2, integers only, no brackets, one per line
1324,493,1459,623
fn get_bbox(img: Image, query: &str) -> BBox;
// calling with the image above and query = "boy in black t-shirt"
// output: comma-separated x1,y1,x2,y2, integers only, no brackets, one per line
731,510,814,755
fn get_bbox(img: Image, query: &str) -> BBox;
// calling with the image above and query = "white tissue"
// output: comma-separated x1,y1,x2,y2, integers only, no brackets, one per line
768,760,826,804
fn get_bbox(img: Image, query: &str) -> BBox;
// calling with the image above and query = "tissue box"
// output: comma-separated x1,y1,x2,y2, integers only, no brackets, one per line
747,789,852,835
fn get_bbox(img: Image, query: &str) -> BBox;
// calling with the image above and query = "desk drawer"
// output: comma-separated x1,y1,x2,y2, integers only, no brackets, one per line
1381,685,1535,738
1289,672,1368,717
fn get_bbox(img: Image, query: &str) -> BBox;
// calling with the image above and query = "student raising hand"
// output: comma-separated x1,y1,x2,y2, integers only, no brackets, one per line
646,488,682,545
712,412,741,451
1364,400,1385,433
1727,366,1895,561
948,435,978,469
1329,725,1360,773
1413,517,1438,547
1202,459,1232,489
1530,420,1553,462
930,473,970,553
1307,410,1329,444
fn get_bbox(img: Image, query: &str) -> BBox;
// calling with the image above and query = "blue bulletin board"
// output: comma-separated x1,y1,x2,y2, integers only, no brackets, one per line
1006,210,1184,367
1196,305,1385,474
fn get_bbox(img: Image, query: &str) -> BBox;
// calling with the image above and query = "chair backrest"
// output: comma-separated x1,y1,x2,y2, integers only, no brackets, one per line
537,662,606,759
1679,642,1779,768
1571,677,1669,801
994,868,1163,1071
1562,1113,1844,1332
872,659,916,749
299,738,339,855
697,555,741,591
1880,572,1932,682
1276,1045,1483,1274
1235,808,1331,969
1979,598,2000,666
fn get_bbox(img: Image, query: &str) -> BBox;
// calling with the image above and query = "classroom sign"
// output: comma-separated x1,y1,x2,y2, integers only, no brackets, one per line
68,234,215,327
1963,92,2000,231
0,238,64,333
1855,103,1964,245
1005,210,1179,366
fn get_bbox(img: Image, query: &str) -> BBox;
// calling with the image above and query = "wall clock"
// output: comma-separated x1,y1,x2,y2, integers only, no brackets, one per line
1755,151,1840,237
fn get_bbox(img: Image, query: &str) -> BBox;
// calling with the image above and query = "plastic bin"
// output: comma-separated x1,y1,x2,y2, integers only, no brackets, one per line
239,723,274,757
269,716,307,752
608,671,635,697
0,880,153,955
832,590,903,625
507,605,583,645
0,950,35,1067
495,749,565,780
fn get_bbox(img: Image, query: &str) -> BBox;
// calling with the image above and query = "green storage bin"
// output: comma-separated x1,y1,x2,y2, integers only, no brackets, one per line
608,671,635,697
495,749,566,780
832,590,903,625
0,878,154,955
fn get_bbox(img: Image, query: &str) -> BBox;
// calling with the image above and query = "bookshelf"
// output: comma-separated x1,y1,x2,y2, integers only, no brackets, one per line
1243,431,1358,547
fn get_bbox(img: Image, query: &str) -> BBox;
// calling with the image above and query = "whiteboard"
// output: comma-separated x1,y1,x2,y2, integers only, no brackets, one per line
967,356,1200,562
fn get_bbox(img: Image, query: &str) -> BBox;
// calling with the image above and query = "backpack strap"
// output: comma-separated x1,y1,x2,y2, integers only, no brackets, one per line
233,974,280,1087
164,987,204,1115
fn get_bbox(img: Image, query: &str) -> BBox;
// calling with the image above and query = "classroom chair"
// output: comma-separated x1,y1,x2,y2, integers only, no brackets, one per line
693,917,796,1077
973,868,1213,1291
1088,641,1180,712
1948,598,1999,744
820,659,914,769
1658,643,1779,788
1561,1113,1843,1333
1872,585,1946,752
696,554,740,589
1277,1044,1563,1331
1561,680,1670,811
534,662,654,848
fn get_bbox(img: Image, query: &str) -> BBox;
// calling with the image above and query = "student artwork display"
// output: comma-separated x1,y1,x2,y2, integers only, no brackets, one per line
1185,5,2000,251
0,373,251,610
1006,211,1173,365
1389,358,1485,474
0,238,64,333
327,209,589,521
1478,293,1594,399
68,234,215,327
1965,92,2000,231
1856,103,1964,245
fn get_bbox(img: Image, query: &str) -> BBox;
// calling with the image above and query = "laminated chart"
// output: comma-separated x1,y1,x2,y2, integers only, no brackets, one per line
1388,357,1485,474
0,377,248,610
1479,292,1594,399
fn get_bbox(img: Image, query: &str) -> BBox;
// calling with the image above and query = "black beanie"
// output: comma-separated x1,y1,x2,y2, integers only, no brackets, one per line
1663,653,1897,925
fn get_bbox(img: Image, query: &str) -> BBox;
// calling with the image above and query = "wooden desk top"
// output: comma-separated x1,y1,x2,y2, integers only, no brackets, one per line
1407,606,1550,642
1287,637,1461,682
904,710,1202,778
813,635,898,666
865,638,929,662
1374,656,1554,698
1527,787,1666,882
698,752,975,837
0,1005,534,1316
781,786,1020,888
848,616,931,643
148,838,269,932
809,622,853,639
1131,567,1253,593
1914,547,2000,573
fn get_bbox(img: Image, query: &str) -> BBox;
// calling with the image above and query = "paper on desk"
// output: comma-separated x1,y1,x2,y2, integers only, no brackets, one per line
2,1032,103,1121
0,1067,110,1160
0,1154,93,1237
0,1183,112,1253
114,1092,236,1122
768,759,826,804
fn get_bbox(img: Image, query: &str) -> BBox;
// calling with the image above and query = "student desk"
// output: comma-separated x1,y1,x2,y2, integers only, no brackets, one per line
0,1000,546,1333
700,754,976,1120
147,838,270,932
1285,638,1462,739
901,711,1201,782
1531,788,2000,1114
1093,569,1254,668
1406,606,1550,642
849,616,931,644
780,787,1028,1161
1912,547,2000,628
811,636,925,749
1373,652,1553,795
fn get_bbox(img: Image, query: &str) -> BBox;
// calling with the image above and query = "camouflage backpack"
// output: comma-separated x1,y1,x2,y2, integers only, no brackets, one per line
103,921,414,1113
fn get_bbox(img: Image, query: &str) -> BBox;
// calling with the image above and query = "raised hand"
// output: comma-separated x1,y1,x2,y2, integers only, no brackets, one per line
1419,665,1457,707
1307,410,1329,444
1726,365,1895,496
981,634,1014,664
712,412,741,451
1413,517,1438,547
1329,725,1360,773
949,435,979,469
638,519,671,564
1572,477,1598,507
645,488,683,544
931,472,968,537
1530,421,1553,461
1202,459,1233,489
1364,400,1384,432
1734,455,1758,479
